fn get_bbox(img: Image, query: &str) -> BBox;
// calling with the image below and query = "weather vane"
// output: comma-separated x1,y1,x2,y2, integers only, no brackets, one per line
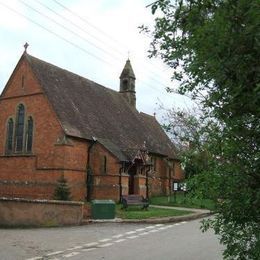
24,42,29,53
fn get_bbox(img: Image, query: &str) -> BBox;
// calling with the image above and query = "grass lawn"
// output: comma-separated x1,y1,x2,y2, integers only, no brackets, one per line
116,205,192,219
150,194,215,211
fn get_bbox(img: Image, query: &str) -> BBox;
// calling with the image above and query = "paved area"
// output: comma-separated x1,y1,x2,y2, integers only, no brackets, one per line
0,218,223,260
0,205,218,259
150,204,211,213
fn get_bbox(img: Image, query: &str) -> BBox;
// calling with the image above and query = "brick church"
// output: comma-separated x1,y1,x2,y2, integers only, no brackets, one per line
0,50,184,202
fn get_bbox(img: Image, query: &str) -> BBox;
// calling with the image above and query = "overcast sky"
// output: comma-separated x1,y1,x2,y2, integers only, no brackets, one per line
0,0,192,120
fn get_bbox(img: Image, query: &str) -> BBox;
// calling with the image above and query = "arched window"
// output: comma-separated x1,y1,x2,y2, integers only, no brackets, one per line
26,117,33,152
103,156,107,174
122,79,128,90
6,118,14,153
15,104,25,152
151,156,157,172
100,155,107,174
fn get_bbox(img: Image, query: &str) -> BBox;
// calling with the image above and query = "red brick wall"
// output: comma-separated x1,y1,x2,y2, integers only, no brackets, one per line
149,156,184,197
134,175,146,198
2,57,43,98
0,197,84,227
174,160,185,180
90,143,121,175
150,156,165,196
88,143,121,201
0,57,88,201
121,174,129,196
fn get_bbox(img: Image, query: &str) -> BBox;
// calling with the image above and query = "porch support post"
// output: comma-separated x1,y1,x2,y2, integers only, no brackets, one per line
146,166,151,199
134,174,146,197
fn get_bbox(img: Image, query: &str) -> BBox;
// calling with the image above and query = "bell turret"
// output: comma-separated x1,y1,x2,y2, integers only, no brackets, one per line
119,59,136,108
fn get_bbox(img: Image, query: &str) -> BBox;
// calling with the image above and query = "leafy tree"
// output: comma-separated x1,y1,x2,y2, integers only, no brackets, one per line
161,106,210,178
54,175,71,201
142,0,260,259
161,106,220,200
161,107,202,150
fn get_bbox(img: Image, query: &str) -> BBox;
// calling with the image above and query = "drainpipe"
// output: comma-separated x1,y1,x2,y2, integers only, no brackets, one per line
86,136,97,202
169,162,172,199
119,162,124,203
145,166,150,200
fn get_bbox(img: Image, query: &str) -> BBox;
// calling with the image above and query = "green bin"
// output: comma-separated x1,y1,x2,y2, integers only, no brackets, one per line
91,200,116,219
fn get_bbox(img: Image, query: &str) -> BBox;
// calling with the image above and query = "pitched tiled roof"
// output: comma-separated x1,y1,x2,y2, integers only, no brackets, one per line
26,54,177,160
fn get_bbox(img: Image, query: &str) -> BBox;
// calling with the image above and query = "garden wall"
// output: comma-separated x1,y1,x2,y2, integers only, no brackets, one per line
0,197,84,227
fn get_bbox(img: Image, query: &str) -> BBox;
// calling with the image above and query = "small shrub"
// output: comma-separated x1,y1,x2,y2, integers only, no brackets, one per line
53,175,71,201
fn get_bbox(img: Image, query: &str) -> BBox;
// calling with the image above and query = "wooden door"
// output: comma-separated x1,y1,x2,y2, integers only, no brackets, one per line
128,166,136,194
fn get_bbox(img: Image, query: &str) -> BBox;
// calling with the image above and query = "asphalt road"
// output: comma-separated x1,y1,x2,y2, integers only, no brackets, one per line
0,218,224,260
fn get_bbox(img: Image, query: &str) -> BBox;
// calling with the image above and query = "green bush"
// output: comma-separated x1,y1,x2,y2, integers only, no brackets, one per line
53,175,71,201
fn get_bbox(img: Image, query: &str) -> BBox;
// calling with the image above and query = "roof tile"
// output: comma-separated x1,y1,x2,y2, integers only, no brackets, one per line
26,54,177,160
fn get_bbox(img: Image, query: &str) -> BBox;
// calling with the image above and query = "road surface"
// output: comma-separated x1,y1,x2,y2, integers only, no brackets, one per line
0,218,224,260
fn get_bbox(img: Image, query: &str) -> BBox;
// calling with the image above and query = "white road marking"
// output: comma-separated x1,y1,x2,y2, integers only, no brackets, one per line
25,222,188,260
98,243,114,248
46,251,64,256
158,227,168,230
127,235,139,239
139,232,149,236
83,242,99,247
26,257,43,260
112,234,124,238
148,229,159,233
67,246,83,251
126,231,137,235
115,239,126,243
165,225,174,228
136,228,146,232
72,246,83,250
63,252,80,258
99,238,111,242
162,226,171,229
82,248,96,252
145,225,155,229
167,224,175,228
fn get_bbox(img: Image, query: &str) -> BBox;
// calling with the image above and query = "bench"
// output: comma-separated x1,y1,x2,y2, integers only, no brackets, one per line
121,195,149,210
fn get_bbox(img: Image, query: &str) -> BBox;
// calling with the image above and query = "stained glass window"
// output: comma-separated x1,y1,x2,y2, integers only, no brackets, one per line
103,156,107,174
26,117,33,152
15,104,25,152
6,118,14,152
